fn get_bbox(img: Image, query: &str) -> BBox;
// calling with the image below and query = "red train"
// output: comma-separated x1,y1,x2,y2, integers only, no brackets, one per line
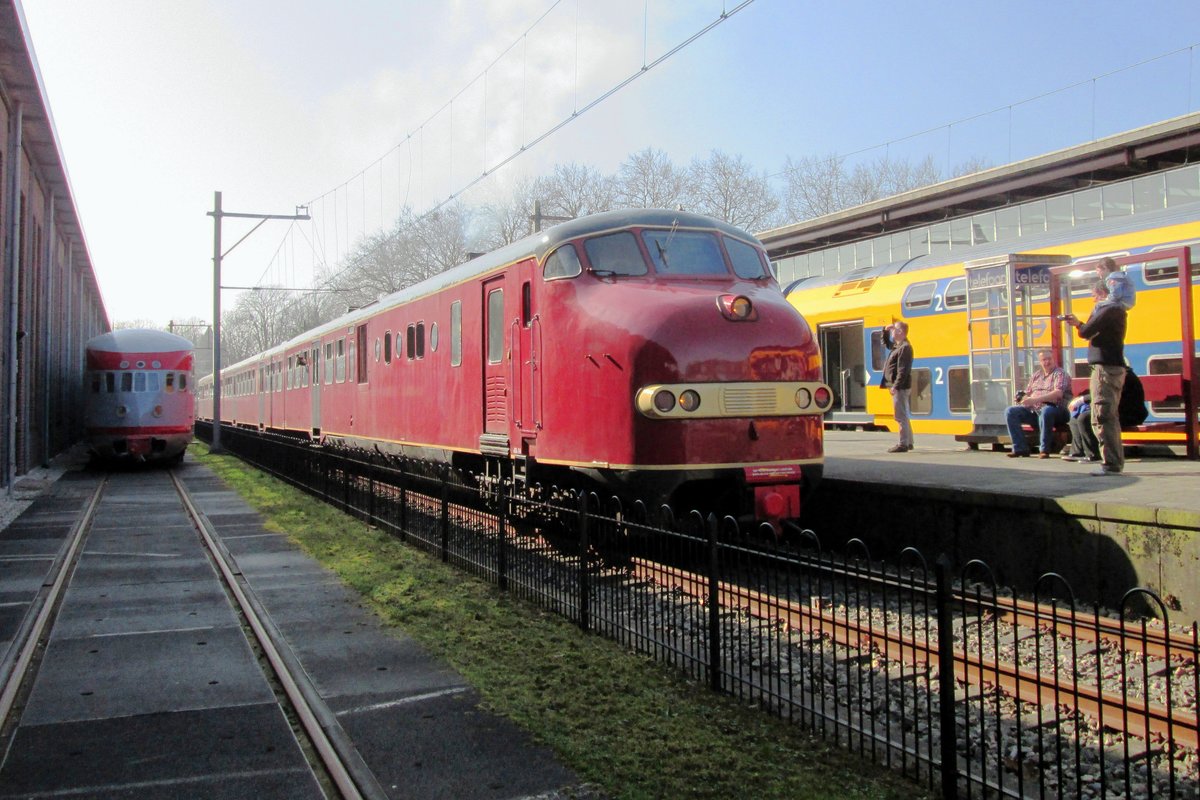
197,209,831,527
85,329,195,463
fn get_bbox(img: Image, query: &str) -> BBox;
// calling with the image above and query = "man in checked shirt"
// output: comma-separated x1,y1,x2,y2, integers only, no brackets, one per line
1004,349,1073,459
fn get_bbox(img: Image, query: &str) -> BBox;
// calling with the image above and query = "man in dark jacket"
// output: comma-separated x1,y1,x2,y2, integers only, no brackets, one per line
1064,284,1128,475
881,320,914,453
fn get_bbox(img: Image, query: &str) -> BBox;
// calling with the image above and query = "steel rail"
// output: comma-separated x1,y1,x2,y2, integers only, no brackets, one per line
170,471,387,800
0,479,105,730
634,559,1199,751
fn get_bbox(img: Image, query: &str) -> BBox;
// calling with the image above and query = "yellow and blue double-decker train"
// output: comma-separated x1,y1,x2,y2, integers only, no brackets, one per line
781,191,1199,448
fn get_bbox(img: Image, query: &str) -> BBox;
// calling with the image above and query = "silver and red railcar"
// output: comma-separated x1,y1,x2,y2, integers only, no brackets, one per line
85,329,195,463
197,209,831,526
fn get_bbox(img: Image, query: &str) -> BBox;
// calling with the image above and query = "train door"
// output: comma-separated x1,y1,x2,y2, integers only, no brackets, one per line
257,360,266,430
818,322,868,422
959,253,1070,446
310,340,321,435
480,277,510,456
511,259,540,439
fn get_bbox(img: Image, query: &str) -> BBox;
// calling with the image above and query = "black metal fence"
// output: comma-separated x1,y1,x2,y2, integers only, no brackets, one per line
196,424,1200,799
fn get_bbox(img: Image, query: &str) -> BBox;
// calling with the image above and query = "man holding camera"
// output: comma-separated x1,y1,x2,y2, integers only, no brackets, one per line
1004,349,1072,459
1062,282,1129,475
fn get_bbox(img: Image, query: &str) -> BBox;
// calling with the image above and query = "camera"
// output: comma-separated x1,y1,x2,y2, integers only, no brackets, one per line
1015,391,1026,401
1056,314,1069,321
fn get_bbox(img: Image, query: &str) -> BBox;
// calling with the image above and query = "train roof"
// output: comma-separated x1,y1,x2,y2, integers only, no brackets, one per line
86,329,194,354
212,209,764,377
782,201,1200,296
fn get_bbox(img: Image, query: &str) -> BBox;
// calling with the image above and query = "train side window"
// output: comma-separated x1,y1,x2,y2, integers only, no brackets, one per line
429,322,439,352
869,331,886,372
336,339,346,382
487,289,504,364
348,341,355,383
943,278,967,310
451,301,462,367
947,366,971,413
406,325,415,360
1147,355,1193,415
903,281,937,311
911,368,933,415
416,322,425,358
325,343,334,384
121,372,133,392
725,237,770,279
384,332,392,364
543,245,582,280
287,356,294,389
521,283,532,326
1143,242,1200,283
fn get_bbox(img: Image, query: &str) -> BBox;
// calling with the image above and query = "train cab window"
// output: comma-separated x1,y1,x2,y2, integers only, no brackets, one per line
179,373,188,392
543,245,582,280
902,281,937,311
583,232,647,276
121,372,133,392
643,230,725,276
487,289,504,364
384,332,392,364
149,372,160,392
416,322,425,358
166,373,176,393
90,373,100,393
450,301,462,367
725,237,770,279
134,373,146,393
943,278,967,310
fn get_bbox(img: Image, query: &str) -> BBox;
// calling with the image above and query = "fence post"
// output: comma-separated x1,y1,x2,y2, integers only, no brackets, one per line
935,553,959,800
707,513,721,693
578,491,590,632
367,461,375,525
439,473,449,561
496,479,508,591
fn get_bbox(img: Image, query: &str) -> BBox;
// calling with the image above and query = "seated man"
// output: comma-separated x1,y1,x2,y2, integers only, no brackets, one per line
1062,367,1148,462
1005,349,1072,459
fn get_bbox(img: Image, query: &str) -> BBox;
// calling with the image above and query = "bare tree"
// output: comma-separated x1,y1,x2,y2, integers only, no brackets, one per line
219,287,295,366
684,150,780,230
476,176,538,250
613,147,686,210
533,162,616,219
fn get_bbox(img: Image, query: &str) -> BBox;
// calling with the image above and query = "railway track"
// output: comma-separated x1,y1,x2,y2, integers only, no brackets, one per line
632,558,1200,751
0,471,387,800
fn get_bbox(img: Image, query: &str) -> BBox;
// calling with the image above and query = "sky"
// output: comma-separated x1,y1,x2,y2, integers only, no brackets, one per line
18,0,1200,328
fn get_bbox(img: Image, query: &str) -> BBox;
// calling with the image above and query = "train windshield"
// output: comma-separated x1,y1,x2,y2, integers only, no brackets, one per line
642,230,727,276
583,232,648,276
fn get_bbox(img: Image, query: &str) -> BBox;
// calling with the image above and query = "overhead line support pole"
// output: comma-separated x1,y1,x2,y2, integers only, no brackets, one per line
207,191,310,454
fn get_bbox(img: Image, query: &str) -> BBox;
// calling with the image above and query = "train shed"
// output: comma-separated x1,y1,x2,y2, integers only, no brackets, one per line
0,0,108,489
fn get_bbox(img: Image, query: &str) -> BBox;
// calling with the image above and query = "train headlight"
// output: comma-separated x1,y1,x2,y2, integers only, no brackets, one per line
653,390,676,413
153,405,163,417
679,390,701,412
814,386,832,408
717,294,757,321
116,405,127,418
795,387,812,408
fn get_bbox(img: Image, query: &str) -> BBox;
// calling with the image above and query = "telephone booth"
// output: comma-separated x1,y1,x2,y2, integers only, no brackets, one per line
955,253,1072,450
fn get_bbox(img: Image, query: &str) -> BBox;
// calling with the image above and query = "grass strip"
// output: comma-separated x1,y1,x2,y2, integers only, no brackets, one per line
192,444,929,800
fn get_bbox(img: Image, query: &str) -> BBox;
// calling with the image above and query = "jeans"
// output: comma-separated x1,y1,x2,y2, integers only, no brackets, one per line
892,388,913,447
1005,403,1069,454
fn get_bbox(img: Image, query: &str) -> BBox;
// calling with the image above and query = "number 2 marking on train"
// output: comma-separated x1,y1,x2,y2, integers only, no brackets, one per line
935,367,944,385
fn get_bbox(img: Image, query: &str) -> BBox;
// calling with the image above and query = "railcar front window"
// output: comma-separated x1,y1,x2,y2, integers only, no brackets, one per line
642,230,726,276
724,237,770,279
121,372,133,392
583,232,647,276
